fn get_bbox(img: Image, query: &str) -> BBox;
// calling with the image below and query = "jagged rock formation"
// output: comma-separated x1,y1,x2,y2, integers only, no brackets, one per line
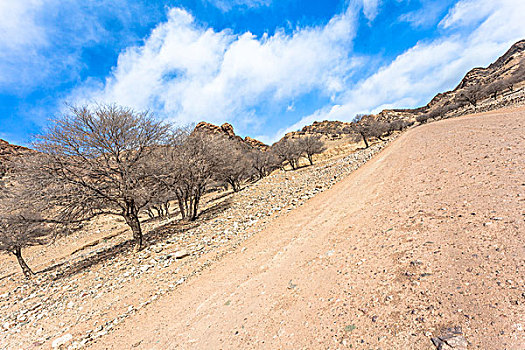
244,136,268,150
194,122,269,150
0,139,30,177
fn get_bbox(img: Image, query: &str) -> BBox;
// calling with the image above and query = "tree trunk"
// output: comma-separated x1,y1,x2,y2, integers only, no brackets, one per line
123,204,143,251
192,193,200,221
12,247,34,278
175,191,186,220
361,133,369,148
146,208,155,219
307,154,313,165
229,178,241,192
162,202,170,218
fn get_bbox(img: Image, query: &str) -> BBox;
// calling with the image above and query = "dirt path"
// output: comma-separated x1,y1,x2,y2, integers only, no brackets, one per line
91,109,524,350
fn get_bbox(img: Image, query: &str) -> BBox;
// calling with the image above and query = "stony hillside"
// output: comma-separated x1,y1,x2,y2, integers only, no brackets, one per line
0,133,392,349
287,39,525,138
380,39,525,121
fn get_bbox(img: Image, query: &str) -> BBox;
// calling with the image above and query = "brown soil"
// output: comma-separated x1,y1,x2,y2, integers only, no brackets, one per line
89,108,525,349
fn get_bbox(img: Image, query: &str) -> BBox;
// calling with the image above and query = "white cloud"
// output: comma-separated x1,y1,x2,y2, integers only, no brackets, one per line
0,0,46,50
0,0,159,93
439,0,495,29
361,0,380,22
284,0,525,138
399,0,451,28
0,0,49,88
56,0,525,143
71,6,359,132
205,0,272,12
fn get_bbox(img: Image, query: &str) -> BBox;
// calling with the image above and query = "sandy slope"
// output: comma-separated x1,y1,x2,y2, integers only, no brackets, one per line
91,108,524,349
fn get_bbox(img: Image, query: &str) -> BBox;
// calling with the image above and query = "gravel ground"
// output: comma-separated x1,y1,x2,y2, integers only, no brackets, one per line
89,107,525,350
0,132,393,349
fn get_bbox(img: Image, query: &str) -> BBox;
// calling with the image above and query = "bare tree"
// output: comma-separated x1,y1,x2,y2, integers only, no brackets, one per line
416,113,430,124
0,211,53,278
32,104,171,251
249,148,278,179
387,119,412,133
271,138,303,170
215,138,253,192
352,115,379,148
152,131,220,222
144,196,171,219
299,135,326,165
0,158,65,278
484,80,505,100
457,85,483,107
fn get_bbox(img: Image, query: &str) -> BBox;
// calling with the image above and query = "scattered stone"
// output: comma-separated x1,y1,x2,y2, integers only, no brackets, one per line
51,333,73,348
174,250,189,259
431,326,468,350
344,324,356,332
287,280,297,290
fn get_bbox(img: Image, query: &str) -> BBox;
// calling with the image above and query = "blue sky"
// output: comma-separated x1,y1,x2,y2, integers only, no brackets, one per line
1,0,524,145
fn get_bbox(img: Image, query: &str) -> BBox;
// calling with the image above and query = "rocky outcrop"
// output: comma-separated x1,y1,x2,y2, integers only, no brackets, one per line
193,122,268,150
244,136,269,150
0,139,30,177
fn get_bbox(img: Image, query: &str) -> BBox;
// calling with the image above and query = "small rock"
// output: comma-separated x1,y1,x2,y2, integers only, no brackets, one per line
52,333,73,348
431,326,468,350
139,265,151,272
174,250,189,259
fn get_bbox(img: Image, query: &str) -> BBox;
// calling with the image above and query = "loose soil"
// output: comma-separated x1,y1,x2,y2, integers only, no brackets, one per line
90,108,525,349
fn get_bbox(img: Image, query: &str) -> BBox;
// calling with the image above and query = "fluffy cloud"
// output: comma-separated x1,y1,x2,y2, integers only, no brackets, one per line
361,0,380,22
66,0,525,142
72,6,359,130
0,0,160,93
0,0,48,89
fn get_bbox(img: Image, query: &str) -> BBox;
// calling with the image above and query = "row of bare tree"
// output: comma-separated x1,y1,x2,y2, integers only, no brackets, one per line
417,59,525,124
0,105,329,278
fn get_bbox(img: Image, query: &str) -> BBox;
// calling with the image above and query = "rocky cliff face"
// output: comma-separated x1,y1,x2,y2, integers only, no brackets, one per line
0,139,30,177
193,122,269,150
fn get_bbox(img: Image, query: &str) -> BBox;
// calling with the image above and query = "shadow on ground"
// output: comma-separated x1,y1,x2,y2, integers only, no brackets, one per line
35,198,233,281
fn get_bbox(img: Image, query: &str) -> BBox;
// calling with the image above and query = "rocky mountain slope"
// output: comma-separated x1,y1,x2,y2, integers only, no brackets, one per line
287,39,525,138
0,40,524,350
